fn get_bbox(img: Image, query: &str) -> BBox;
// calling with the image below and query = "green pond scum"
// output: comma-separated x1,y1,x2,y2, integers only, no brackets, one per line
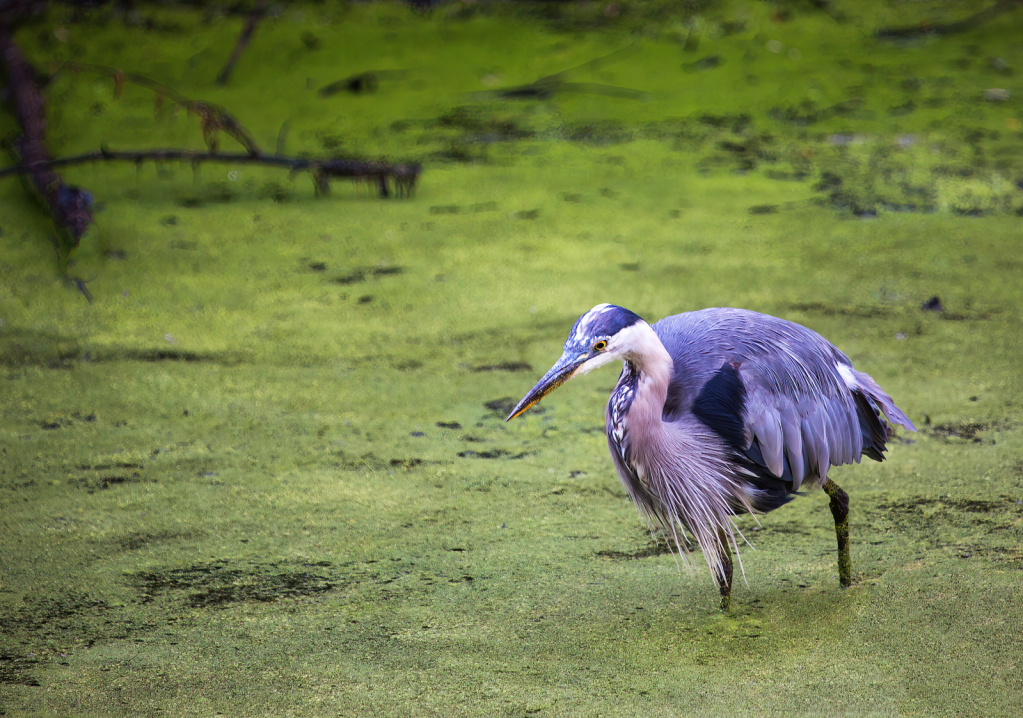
1,0,1021,715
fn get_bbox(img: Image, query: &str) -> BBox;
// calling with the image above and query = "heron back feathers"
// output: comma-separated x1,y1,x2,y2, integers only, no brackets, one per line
651,308,915,493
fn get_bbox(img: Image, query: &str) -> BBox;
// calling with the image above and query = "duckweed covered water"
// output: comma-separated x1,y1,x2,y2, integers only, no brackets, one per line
2,2,1021,715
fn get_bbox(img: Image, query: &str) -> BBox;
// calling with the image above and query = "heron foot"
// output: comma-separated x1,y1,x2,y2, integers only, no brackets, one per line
823,478,852,587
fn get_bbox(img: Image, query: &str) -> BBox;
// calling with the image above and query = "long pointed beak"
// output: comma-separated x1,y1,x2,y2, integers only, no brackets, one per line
506,351,587,421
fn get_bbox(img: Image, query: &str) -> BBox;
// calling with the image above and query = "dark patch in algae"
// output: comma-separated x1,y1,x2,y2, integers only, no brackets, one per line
878,495,1020,517
786,301,896,319
457,448,528,459
929,421,998,443
0,655,42,687
0,591,124,687
390,457,424,470
38,411,95,429
332,266,405,285
875,495,1023,568
129,559,338,608
333,450,437,471
597,540,677,560
111,530,193,552
69,468,149,493
473,361,532,372
0,328,82,367
75,462,142,471
482,397,519,416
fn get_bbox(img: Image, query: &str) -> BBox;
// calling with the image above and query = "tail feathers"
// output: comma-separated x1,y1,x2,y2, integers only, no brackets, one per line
853,370,916,432
851,371,916,464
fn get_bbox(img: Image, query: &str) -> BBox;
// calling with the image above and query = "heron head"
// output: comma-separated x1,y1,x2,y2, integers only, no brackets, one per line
506,303,645,421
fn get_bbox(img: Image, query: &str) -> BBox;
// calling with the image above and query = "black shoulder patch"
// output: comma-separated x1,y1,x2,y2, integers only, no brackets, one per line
692,361,747,451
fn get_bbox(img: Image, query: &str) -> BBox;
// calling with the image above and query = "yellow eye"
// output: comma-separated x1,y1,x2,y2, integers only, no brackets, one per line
593,340,607,352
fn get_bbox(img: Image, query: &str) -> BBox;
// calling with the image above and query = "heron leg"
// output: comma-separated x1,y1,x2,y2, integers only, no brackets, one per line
716,528,733,611
822,478,852,587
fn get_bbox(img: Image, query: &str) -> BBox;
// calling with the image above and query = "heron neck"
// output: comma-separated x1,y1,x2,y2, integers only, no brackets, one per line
622,321,674,430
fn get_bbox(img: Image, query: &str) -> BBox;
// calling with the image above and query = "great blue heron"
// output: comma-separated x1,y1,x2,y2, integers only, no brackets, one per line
507,304,916,609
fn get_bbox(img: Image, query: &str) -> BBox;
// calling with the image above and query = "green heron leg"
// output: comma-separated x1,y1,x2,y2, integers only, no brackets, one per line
823,478,852,587
716,527,733,611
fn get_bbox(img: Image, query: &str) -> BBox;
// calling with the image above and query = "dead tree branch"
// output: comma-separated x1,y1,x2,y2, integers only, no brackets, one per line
1,26,94,247
0,147,422,198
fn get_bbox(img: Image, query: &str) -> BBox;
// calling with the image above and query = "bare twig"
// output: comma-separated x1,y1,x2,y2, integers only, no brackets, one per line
69,63,261,155
216,0,269,86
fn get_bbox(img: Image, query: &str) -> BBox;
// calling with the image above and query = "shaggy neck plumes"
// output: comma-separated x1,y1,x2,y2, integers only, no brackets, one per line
607,321,752,583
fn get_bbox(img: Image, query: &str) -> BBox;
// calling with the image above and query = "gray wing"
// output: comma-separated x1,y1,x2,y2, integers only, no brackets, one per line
654,308,915,492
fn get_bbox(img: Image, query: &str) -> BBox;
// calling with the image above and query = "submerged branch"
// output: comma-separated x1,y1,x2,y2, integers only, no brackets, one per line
876,0,1019,39
0,147,422,198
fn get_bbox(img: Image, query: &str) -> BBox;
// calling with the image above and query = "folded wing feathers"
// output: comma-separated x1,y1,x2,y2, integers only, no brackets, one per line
779,403,804,489
800,415,820,486
755,408,785,478
740,356,913,490
807,409,830,482
829,396,858,465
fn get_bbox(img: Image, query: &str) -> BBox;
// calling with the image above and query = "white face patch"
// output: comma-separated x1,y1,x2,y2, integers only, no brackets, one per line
572,321,657,378
571,350,620,378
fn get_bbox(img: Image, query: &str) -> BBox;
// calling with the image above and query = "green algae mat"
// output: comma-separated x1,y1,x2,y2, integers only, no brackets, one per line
2,2,1022,715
